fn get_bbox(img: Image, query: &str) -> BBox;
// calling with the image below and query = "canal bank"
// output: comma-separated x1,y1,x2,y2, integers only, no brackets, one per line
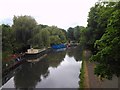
81,50,119,88
79,50,91,88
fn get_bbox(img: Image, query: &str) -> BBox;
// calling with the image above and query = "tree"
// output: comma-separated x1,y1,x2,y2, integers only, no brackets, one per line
79,27,87,47
13,15,37,45
74,26,85,42
41,29,50,48
29,32,44,48
2,24,15,53
50,35,61,45
45,26,66,45
90,1,120,79
60,29,67,40
87,2,115,52
67,27,75,41
58,30,66,43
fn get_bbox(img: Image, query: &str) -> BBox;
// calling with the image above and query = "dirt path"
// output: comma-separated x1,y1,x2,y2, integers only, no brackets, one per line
83,50,119,89
84,61,100,88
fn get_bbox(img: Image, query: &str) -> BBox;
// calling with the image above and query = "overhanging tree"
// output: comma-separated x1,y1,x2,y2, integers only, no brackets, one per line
90,1,120,79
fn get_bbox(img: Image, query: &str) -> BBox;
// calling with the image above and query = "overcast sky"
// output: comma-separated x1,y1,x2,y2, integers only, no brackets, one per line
0,0,98,29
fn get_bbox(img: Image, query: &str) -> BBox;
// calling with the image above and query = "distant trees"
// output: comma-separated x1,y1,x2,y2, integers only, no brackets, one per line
2,15,67,57
67,26,86,43
2,24,15,53
40,28,50,47
74,26,84,42
29,25,67,48
28,24,48,48
67,27,75,41
46,26,66,45
79,27,88,47
13,15,37,45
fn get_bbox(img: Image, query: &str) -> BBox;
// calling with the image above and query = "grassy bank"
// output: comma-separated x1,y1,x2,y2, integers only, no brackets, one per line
79,58,85,88
79,50,91,88
79,50,86,88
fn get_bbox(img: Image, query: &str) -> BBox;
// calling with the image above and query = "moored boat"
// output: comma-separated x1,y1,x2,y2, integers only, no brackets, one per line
25,48,46,57
51,44,66,49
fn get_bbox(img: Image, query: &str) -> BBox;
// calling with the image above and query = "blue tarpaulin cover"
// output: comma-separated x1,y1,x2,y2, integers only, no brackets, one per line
51,44,66,49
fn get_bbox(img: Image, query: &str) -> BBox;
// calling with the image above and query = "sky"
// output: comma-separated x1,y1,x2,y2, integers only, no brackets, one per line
0,0,98,30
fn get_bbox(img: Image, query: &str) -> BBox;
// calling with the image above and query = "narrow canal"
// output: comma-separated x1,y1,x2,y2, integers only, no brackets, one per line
2,46,83,89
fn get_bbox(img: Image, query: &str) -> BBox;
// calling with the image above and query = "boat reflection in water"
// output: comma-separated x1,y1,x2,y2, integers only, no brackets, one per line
27,54,47,63
14,51,66,89
2,46,82,89
14,58,50,89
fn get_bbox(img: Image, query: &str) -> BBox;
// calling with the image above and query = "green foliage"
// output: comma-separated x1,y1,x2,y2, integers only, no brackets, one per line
67,26,86,43
2,15,67,62
29,32,43,48
79,28,87,46
2,16,67,72
90,1,120,79
40,28,50,47
13,15,37,45
2,24,15,53
86,2,115,52
50,36,61,45
67,27,75,41
45,26,67,45
73,26,80,42
28,25,67,48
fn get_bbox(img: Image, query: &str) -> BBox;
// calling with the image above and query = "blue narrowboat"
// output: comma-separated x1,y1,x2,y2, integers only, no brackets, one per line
51,44,66,49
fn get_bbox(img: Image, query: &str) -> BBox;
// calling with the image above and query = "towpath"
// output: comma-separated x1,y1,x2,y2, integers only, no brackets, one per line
83,50,119,89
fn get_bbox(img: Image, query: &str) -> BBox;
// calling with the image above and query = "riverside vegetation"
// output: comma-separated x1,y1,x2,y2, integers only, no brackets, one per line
1,0,120,88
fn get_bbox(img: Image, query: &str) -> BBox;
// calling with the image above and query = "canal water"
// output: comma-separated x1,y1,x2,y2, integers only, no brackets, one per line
2,46,83,89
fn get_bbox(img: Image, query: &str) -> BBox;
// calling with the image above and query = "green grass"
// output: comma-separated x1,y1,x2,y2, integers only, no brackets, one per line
79,50,86,89
79,59,85,89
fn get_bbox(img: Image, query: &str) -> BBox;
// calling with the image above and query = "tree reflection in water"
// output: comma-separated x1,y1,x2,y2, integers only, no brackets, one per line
14,59,49,89
67,46,83,61
14,50,66,89
46,51,66,68
13,47,82,89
